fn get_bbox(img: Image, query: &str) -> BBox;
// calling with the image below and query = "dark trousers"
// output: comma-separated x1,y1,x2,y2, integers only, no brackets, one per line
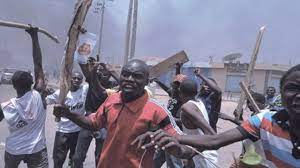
53,131,79,168
72,128,106,168
5,148,48,168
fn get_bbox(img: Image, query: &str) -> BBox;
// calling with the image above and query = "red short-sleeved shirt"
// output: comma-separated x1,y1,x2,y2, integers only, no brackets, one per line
89,91,178,168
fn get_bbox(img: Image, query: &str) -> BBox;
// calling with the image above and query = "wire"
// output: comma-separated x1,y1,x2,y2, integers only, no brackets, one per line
138,149,147,168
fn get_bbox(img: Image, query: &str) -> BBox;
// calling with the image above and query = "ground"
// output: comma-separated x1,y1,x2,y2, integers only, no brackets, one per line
0,84,250,168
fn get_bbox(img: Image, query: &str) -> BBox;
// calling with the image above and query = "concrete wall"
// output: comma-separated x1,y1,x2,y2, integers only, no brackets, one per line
211,68,227,92
252,70,267,93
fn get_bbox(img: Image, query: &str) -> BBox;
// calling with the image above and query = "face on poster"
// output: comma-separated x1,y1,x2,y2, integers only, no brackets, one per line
74,32,97,64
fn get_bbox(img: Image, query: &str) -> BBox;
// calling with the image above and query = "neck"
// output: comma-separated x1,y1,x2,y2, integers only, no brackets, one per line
121,90,145,103
16,89,31,98
70,87,79,92
182,96,194,104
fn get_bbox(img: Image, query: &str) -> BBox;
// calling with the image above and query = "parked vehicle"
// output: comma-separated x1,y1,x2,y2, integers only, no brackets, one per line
0,68,31,85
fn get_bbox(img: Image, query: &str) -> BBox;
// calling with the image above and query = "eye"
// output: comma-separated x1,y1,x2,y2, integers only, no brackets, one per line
132,73,144,79
121,71,131,77
285,84,300,92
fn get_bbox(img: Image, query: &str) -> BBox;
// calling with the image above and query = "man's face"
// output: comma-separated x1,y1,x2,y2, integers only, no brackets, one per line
120,63,148,98
78,43,91,56
200,83,211,96
71,73,83,90
96,64,111,82
281,71,300,120
266,87,276,97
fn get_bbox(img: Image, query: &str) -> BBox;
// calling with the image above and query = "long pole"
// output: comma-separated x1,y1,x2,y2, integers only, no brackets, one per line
129,0,138,59
124,0,133,65
235,26,266,119
97,0,105,61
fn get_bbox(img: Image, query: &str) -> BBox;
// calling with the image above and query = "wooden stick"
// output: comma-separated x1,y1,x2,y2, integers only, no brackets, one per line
0,20,60,43
240,81,260,114
235,26,266,119
56,0,92,121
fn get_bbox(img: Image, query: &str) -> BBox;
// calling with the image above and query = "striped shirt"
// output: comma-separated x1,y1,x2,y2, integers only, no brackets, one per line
241,109,300,168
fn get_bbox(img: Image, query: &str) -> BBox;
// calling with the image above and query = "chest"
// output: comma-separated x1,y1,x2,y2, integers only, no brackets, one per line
105,105,155,138
65,92,85,112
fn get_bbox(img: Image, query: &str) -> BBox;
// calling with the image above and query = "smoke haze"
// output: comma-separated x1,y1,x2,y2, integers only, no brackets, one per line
0,0,299,71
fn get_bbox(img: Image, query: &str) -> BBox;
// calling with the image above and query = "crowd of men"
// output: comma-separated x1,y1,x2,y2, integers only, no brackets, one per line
0,27,299,168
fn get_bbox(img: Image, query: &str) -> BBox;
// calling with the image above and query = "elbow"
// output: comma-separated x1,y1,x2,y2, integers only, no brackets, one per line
207,136,222,150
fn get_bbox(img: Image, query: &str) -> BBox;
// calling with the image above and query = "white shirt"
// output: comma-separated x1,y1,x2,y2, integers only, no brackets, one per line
46,84,88,133
181,100,218,168
1,90,46,155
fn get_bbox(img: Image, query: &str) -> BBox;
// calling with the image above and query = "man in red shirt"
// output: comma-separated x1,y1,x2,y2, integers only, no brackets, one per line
53,59,182,168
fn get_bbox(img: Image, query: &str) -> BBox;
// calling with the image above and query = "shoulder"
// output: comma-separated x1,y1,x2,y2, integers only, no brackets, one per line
147,99,168,112
82,83,89,90
1,100,13,111
102,92,121,106
146,99,172,116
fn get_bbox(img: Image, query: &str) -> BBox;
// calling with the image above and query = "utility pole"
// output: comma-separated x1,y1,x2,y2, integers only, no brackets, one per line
124,0,138,64
94,0,106,62
124,0,133,65
129,0,138,60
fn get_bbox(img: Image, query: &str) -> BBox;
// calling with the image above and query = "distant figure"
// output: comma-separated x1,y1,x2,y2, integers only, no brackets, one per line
194,69,222,132
46,72,88,168
0,27,48,168
265,86,277,106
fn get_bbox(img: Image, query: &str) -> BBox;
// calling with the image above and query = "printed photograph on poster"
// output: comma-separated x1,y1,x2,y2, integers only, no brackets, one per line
74,32,97,64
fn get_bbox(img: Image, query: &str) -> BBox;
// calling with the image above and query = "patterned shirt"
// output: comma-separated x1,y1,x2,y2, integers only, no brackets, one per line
241,109,300,168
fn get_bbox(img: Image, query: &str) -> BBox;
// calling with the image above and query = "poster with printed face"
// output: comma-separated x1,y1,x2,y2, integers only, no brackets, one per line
74,32,97,64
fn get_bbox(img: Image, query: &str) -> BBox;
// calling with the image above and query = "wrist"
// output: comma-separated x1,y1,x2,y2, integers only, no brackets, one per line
179,145,196,159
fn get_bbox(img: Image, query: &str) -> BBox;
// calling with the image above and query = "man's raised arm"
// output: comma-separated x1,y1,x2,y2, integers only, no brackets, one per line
25,27,46,93
194,69,221,95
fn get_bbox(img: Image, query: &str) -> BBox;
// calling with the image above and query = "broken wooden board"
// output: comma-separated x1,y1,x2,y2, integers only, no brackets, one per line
149,50,189,78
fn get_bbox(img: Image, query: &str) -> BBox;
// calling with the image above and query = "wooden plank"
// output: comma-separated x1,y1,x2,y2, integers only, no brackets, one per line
57,0,92,121
235,26,266,119
0,20,59,43
149,50,189,78
239,81,260,114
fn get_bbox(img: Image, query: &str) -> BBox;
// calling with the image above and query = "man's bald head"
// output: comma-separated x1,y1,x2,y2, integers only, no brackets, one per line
122,59,150,78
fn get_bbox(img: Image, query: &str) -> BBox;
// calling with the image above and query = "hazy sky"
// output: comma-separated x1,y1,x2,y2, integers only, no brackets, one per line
0,0,299,70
